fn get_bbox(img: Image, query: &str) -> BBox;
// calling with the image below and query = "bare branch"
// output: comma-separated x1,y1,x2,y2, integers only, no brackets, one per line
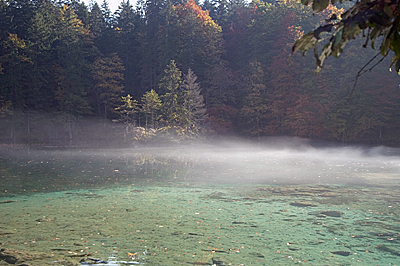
346,51,386,101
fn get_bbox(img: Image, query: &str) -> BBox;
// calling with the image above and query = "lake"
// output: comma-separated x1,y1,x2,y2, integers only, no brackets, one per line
1,138,399,265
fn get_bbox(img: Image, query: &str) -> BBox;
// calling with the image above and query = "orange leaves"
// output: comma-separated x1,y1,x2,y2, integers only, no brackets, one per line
318,4,344,22
174,0,221,32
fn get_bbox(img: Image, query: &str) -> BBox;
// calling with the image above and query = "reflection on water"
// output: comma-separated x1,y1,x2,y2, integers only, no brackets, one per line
1,141,400,195
0,140,400,265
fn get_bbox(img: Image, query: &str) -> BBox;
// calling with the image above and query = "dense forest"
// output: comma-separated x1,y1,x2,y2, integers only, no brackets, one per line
1,0,399,146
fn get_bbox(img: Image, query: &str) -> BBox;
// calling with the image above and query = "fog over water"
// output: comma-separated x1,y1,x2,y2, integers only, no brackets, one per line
1,137,400,266
2,137,400,195
149,137,400,185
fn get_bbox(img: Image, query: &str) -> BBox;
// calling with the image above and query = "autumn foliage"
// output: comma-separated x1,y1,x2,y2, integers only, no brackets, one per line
0,0,399,145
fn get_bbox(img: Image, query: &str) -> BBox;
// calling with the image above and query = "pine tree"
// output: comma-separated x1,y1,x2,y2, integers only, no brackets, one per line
70,0,89,26
115,94,138,125
88,2,105,38
173,0,223,83
238,62,268,138
141,0,165,91
101,0,113,28
214,0,228,27
158,60,184,127
50,3,94,143
141,89,162,129
0,0,35,112
201,0,216,19
181,68,206,127
115,0,141,97
159,0,178,69
91,53,125,120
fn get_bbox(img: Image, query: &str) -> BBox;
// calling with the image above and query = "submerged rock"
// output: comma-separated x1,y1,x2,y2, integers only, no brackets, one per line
211,257,228,265
320,211,342,217
0,248,80,265
376,245,400,256
331,251,351,256
290,201,317,207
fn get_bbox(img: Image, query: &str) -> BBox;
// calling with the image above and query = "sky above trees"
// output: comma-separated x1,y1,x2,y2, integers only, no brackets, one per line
84,0,137,12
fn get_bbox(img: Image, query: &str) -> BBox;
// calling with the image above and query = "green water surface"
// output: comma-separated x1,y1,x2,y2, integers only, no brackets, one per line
0,143,399,265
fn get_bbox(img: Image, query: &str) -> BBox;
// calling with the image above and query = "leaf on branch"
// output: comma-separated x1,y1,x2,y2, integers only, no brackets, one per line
295,0,400,73
325,13,337,22
390,56,400,72
383,6,394,19
342,21,362,42
390,32,400,56
370,26,382,49
331,27,345,57
381,34,392,56
330,0,342,5
369,10,391,27
292,32,318,55
313,24,334,40
316,42,333,73
312,0,330,14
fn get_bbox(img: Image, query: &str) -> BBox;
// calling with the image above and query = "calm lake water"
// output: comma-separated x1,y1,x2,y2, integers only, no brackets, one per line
1,139,400,265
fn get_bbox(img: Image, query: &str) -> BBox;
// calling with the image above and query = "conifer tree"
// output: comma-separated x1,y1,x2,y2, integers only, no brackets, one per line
215,0,228,26
181,68,206,127
173,0,223,83
115,94,138,125
88,2,105,38
159,0,177,69
101,0,113,28
239,62,268,138
158,60,185,127
141,0,165,91
70,0,89,26
201,0,216,18
51,3,94,143
141,89,162,129
91,53,125,120
115,0,140,97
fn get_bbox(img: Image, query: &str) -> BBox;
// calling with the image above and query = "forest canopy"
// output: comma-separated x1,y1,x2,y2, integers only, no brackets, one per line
0,0,399,146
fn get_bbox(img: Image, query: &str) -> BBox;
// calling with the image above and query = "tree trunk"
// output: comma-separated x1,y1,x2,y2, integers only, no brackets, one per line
68,119,73,147
104,102,108,120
